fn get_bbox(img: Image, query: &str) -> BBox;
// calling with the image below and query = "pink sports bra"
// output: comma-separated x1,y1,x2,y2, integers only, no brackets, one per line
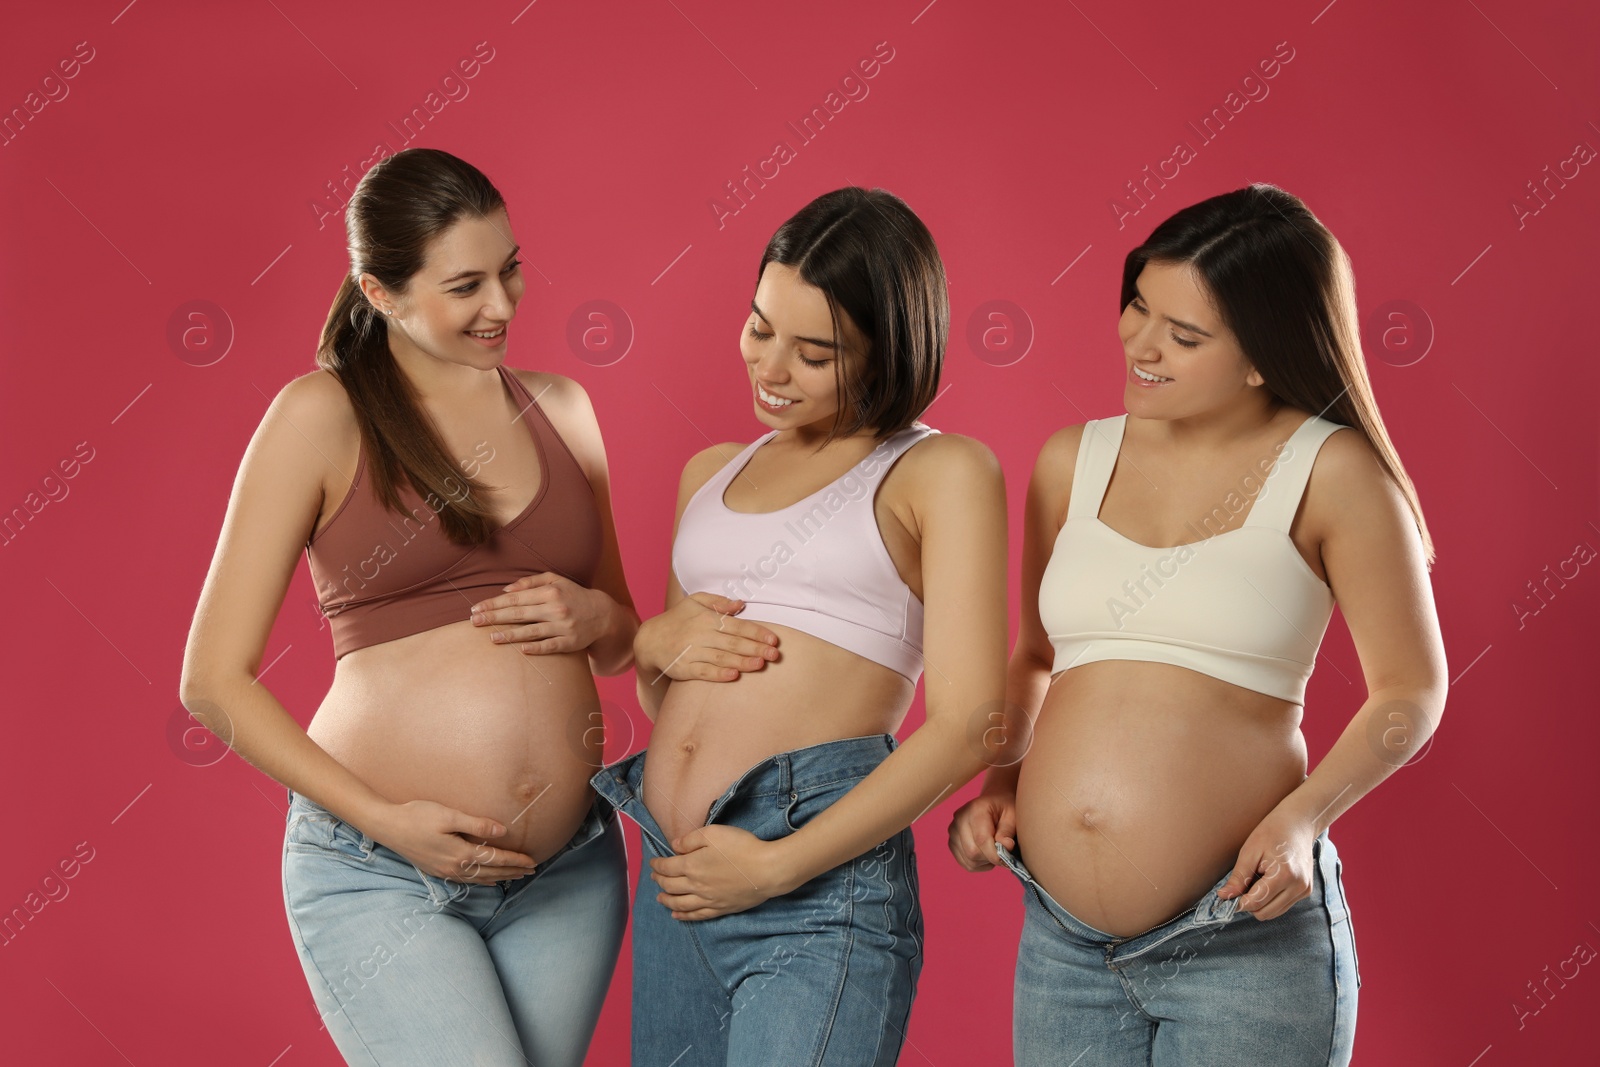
671,424,940,682
1038,412,1346,705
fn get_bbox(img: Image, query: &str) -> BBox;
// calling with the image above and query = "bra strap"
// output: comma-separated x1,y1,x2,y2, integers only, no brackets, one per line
702,433,774,506
1066,415,1126,520
1244,416,1346,532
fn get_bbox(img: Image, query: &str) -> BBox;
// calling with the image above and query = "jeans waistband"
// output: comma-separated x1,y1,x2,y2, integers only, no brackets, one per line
590,733,898,852
997,829,1338,959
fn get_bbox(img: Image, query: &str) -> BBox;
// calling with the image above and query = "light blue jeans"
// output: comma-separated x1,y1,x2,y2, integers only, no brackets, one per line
590,733,924,1067
281,787,627,1066
1000,830,1360,1066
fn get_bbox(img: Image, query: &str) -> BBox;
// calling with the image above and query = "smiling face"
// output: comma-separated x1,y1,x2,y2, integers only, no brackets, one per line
1117,259,1265,418
741,261,871,436
358,206,525,370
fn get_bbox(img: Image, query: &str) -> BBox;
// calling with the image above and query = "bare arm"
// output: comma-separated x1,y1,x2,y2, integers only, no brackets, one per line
948,426,1079,870
1219,428,1449,915
178,374,404,831
537,374,641,675
985,425,1081,796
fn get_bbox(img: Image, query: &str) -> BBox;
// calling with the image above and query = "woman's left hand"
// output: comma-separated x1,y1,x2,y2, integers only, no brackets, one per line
1216,813,1319,921
469,572,613,654
649,826,794,920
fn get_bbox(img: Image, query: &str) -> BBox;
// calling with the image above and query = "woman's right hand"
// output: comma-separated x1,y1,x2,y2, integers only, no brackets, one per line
947,791,1018,873
637,592,780,683
370,799,539,884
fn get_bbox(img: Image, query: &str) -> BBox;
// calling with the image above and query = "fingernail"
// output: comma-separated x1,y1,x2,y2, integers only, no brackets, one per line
491,633,505,642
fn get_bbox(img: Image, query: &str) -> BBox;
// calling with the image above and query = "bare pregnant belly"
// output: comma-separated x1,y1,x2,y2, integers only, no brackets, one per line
307,618,601,863
1014,661,1309,937
643,623,914,846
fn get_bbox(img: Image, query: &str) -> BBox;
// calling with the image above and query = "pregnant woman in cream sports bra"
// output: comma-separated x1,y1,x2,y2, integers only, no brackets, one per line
591,187,1008,1066
180,149,638,1066
948,185,1448,1066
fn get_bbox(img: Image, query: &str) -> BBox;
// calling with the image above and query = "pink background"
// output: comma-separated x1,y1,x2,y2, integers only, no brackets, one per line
4,0,1598,1063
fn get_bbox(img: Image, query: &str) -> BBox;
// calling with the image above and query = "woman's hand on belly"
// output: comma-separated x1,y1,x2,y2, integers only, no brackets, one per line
648,824,800,921
467,571,615,654
636,592,780,683
1216,808,1320,921
367,796,539,884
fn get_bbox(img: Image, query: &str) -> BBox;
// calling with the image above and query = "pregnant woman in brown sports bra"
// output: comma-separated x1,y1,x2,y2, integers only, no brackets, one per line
179,149,638,1066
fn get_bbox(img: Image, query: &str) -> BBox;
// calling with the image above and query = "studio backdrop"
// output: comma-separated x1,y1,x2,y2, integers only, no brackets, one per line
2,1,1596,1064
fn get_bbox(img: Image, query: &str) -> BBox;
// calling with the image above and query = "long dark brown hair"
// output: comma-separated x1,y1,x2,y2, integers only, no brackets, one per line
759,187,947,444
1121,183,1436,566
316,147,508,545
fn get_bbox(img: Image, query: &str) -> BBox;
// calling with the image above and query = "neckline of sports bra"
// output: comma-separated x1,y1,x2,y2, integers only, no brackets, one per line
309,363,548,544
716,426,919,516
1078,517,1330,591
490,364,552,531
1090,412,1321,550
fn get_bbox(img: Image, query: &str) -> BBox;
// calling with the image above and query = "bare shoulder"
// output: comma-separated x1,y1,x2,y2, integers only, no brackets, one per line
509,367,588,413
509,367,596,441
1304,422,1407,530
890,433,1004,536
1307,423,1391,495
1035,423,1086,478
680,441,750,497
1014,423,1086,535
1312,422,1388,476
268,369,359,454
276,367,355,422
507,367,608,474
897,430,1003,487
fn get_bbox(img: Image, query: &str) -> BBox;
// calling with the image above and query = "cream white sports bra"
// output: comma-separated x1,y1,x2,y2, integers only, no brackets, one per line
1038,413,1346,705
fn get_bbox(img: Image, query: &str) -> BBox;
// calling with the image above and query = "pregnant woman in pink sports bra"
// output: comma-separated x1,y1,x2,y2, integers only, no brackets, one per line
591,187,1008,1066
179,149,638,1066
948,185,1448,1066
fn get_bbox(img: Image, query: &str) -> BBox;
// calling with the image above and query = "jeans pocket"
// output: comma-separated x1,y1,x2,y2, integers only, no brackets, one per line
286,809,374,863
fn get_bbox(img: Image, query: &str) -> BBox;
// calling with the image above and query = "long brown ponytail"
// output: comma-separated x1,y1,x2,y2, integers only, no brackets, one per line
316,147,508,545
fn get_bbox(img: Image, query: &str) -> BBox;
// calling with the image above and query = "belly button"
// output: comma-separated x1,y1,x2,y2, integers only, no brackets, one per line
513,779,547,803
681,740,696,755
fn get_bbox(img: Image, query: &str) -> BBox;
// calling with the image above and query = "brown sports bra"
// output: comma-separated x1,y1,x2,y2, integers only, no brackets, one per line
304,364,602,658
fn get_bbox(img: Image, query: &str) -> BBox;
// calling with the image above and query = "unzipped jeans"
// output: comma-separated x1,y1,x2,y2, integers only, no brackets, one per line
591,733,924,1067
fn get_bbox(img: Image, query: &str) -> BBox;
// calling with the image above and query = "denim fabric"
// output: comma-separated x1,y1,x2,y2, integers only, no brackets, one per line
281,788,627,1066
591,733,924,1067
1000,830,1360,1066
